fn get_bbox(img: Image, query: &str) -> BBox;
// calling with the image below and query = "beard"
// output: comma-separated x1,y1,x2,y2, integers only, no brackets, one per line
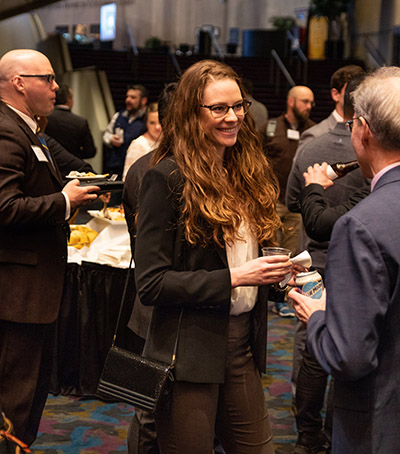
293,102,310,126
126,105,139,115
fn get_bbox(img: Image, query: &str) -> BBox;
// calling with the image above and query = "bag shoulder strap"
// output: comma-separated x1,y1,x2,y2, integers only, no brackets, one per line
266,119,277,138
111,257,134,346
171,310,183,366
111,257,183,365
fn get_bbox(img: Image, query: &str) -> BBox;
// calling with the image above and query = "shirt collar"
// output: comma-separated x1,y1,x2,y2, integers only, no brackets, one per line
124,106,146,121
7,104,37,133
55,104,70,111
283,114,298,130
371,161,400,191
333,109,344,123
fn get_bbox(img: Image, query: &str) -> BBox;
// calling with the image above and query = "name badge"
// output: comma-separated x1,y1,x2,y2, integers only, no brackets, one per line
31,145,48,162
287,129,300,141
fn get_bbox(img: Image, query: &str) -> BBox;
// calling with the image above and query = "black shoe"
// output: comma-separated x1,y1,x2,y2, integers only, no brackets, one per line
294,431,330,454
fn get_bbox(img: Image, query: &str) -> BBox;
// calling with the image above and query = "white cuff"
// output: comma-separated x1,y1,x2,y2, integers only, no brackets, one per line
62,191,71,220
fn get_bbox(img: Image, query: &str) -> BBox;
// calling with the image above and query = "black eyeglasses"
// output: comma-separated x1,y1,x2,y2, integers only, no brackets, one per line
200,100,252,118
18,74,56,83
346,116,370,133
345,118,356,133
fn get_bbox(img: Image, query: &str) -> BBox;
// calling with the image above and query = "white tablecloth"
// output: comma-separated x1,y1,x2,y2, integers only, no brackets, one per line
68,217,132,268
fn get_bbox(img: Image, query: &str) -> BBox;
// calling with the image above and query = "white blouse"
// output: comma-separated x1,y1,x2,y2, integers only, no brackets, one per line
122,135,156,180
226,222,259,315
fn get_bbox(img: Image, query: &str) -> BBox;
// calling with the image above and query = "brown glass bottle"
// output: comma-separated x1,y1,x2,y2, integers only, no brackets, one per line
326,160,359,180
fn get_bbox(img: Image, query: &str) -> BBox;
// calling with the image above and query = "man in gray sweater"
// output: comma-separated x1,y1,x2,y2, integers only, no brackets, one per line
293,65,364,162
285,77,370,454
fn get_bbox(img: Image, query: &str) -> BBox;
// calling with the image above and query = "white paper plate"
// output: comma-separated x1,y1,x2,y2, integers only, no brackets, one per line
87,210,126,224
66,174,109,180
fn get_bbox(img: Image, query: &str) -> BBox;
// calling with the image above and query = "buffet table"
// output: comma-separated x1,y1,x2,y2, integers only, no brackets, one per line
49,212,140,396
49,261,138,396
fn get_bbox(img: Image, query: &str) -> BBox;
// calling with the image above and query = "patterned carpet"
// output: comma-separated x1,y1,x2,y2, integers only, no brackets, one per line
33,304,297,453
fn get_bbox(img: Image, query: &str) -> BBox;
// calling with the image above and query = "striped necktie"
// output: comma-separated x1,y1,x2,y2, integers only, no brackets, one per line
36,128,55,168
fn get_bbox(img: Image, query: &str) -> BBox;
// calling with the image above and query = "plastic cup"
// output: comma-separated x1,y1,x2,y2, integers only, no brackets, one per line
262,247,292,289
262,247,292,257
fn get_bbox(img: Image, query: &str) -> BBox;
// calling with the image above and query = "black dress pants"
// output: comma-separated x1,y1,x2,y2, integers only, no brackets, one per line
295,345,333,440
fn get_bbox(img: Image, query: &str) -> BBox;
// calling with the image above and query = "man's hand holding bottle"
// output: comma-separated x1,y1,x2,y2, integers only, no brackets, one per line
304,160,360,189
303,162,334,189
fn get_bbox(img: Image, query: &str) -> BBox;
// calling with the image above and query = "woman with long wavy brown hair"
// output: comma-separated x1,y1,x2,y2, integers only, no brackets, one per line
134,60,294,453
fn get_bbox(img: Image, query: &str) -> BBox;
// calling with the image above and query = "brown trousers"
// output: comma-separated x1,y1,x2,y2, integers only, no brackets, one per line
155,313,275,454
0,320,54,446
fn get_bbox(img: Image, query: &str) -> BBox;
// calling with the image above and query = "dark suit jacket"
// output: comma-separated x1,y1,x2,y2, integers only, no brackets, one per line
122,151,154,339
300,183,370,242
307,165,400,453
135,157,269,383
0,102,69,324
46,106,96,159
44,133,94,178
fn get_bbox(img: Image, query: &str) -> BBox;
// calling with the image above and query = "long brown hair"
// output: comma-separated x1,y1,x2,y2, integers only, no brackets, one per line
153,60,281,247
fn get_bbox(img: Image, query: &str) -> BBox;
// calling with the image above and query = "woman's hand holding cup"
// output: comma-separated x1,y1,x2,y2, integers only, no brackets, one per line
230,247,292,288
261,247,292,288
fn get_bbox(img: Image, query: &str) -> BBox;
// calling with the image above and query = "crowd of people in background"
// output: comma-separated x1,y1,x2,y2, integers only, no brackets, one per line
2,46,400,454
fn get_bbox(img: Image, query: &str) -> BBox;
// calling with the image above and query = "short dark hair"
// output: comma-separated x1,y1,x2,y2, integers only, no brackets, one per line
55,83,71,105
343,74,366,119
126,84,148,99
157,82,177,127
330,65,364,91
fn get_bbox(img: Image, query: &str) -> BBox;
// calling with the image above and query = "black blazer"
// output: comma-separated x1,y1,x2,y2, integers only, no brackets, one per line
46,106,96,159
122,151,154,339
300,183,370,242
44,133,94,177
135,157,269,383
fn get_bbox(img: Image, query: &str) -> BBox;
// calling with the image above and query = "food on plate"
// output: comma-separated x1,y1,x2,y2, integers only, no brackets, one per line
68,225,99,249
66,171,109,179
87,207,125,222
104,206,125,221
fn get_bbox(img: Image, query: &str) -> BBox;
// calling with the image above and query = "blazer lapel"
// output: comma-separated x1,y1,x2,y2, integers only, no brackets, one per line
215,232,228,267
0,103,64,186
19,122,64,186
215,246,228,267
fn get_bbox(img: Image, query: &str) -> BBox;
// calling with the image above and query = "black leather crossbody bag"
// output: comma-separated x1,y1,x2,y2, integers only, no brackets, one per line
97,259,182,413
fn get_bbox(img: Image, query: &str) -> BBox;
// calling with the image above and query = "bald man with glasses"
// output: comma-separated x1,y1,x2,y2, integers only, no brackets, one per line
0,49,100,446
18,73,57,83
